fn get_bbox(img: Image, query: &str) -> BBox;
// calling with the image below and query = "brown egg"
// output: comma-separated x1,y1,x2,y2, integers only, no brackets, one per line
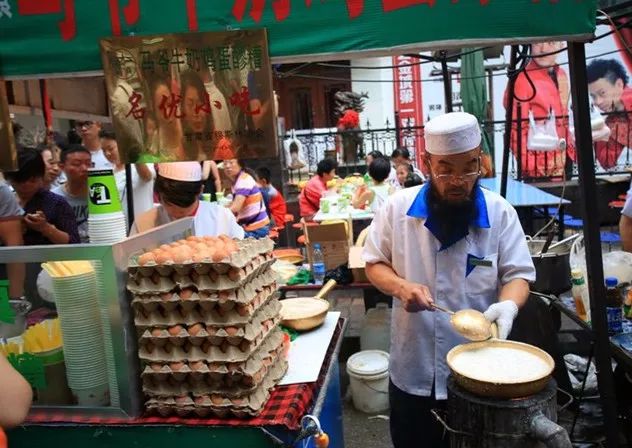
227,363,240,373
218,290,230,301
179,288,194,300
224,326,239,336
151,328,163,337
144,342,155,354
150,272,162,284
155,252,174,265
170,362,185,372
150,363,163,372
236,304,250,317
194,396,207,406
186,236,199,242
226,241,239,253
190,361,205,371
208,271,219,282
139,252,156,266
174,395,189,405
231,397,245,406
160,292,172,301
159,244,172,251
239,340,250,352
205,325,216,335
210,395,224,406
170,242,181,248
173,248,191,264
227,268,241,282
168,325,184,336
214,239,226,251
192,251,208,263
188,323,204,336
212,249,228,263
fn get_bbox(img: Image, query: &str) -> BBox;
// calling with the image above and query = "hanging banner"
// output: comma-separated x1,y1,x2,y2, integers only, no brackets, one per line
0,81,17,172
100,29,276,163
392,55,424,165
0,1,596,78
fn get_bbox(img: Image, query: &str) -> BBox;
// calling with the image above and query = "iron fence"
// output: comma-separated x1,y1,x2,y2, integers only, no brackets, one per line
283,110,632,184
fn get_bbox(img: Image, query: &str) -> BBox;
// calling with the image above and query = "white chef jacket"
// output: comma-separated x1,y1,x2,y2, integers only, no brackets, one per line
363,183,535,399
130,201,245,239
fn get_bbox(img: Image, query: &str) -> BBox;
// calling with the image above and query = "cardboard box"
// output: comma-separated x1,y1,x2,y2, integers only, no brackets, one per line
348,246,368,283
305,222,350,270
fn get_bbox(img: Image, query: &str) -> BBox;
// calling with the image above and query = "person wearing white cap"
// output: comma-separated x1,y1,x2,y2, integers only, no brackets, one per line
363,112,535,447
130,162,244,239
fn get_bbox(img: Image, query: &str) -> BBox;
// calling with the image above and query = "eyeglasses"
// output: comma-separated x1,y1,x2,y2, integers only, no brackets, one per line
431,158,481,183
75,121,95,129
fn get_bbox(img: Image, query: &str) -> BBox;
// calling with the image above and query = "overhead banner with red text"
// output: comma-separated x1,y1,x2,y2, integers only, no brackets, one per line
100,29,276,163
0,0,596,78
392,55,424,166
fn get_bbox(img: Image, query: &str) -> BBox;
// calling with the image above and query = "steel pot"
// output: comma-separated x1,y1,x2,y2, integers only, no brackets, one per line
0,300,32,339
528,239,572,295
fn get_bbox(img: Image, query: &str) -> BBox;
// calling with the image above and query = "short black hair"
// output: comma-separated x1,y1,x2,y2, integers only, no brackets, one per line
367,150,385,160
99,129,117,140
391,147,411,160
255,166,271,183
5,147,45,183
154,175,203,208
587,59,628,86
289,142,299,154
67,128,82,145
368,157,391,183
317,158,337,176
398,164,414,174
60,144,91,163
404,173,423,188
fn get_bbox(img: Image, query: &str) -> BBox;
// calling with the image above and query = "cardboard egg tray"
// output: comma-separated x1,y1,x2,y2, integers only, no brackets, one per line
145,358,288,418
129,237,275,277
138,297,280,348
127,255,275,294
141,328,285,388
132,277,278,327
141,329,286,397
137,313,281,364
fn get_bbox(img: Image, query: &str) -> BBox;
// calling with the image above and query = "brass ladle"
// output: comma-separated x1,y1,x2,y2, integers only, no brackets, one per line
433,304,499,341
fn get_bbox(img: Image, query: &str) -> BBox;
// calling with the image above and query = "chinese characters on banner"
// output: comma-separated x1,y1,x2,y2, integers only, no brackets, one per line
0,81,17,171
100,29,276,163
392,55,424,168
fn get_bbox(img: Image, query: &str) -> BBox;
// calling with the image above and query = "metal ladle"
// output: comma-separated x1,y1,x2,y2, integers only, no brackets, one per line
433,304,498,341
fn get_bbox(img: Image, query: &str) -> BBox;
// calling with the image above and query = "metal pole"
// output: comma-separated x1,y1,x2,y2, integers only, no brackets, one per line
516,103,523,182
501,46,519,198
394,110,401,150
125,164,134,233
440,51,453,113
568,41,619,448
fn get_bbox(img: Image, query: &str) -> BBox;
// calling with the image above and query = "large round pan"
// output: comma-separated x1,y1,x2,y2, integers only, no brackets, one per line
281,279,337,331
446,339,555,399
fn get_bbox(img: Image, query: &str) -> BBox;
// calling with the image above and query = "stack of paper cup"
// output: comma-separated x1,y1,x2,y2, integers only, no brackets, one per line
92,260,120,406
87,169,127,244
51,269,110,407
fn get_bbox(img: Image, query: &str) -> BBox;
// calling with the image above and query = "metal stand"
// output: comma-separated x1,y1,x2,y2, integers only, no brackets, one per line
125,164,134,232
567,41,619,448
501,46,519,199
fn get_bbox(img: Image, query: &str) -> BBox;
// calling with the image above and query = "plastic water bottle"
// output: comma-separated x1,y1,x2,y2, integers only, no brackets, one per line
571,269,590,323
312,243,326,285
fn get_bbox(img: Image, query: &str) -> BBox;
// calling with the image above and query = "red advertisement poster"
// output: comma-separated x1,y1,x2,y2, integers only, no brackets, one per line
392,55,424,167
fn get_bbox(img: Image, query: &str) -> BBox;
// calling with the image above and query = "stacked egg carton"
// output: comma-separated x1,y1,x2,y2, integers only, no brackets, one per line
127,237,289,418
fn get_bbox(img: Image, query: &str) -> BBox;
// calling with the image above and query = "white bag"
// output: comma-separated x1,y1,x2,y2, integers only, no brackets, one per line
527,109,560,152
570,234,632,284
283,130,306,170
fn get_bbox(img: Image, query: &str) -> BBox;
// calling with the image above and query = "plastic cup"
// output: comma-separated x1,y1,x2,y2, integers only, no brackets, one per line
320,198,330,214
71,383,110,406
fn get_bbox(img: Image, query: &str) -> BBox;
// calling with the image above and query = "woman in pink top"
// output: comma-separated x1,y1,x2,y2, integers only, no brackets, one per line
299,158,337,221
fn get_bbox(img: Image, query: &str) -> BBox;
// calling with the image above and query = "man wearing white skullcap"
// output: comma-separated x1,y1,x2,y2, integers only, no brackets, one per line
363,112,535,447
130,162,244,238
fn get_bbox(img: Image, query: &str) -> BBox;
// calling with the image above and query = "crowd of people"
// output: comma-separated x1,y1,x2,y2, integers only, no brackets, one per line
298,148,424,220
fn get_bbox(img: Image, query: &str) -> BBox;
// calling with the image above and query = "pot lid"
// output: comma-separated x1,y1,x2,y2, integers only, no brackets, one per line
347,350,389,376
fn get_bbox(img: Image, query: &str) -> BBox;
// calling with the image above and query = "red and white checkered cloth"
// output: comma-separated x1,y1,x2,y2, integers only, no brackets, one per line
26,318,344,431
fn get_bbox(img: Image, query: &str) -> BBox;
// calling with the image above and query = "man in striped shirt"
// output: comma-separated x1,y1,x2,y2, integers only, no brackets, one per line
224,159,270,238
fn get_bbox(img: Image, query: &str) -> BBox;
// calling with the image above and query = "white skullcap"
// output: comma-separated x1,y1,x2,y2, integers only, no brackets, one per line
158,162,202,182
425,112,481,156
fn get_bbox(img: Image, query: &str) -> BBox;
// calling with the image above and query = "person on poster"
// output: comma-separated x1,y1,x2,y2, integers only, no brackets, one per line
147,76,185,161
180,70,214,160
587,58,632,169
363,112,535,448
504,41,574,178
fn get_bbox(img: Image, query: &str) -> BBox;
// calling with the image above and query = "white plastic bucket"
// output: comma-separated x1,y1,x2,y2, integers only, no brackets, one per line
346,350,389,413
